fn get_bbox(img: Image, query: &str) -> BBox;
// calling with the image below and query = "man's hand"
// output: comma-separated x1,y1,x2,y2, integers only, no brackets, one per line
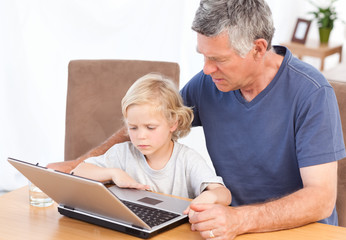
188,203,240,240
188,162,338,240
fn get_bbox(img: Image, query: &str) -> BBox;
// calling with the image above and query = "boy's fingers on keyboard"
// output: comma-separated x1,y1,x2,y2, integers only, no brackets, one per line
128,182,151,190
183,206,190,215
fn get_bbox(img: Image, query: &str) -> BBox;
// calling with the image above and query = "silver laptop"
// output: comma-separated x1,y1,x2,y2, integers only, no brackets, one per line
8,157,190,239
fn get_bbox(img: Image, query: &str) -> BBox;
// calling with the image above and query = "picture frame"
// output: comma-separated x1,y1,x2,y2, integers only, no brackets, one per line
291,18,311,44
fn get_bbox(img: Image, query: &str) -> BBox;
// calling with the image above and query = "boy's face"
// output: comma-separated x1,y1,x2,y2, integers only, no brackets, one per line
125,104,177,161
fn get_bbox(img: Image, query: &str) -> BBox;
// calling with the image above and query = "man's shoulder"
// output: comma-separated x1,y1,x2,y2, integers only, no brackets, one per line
277,46,330,90
185,70,214,87
181,70,217,99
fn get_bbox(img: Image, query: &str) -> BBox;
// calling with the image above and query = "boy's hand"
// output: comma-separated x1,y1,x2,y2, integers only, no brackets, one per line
183,205,196,219
184,183,231,219
184,193,210,218
112,169,150,190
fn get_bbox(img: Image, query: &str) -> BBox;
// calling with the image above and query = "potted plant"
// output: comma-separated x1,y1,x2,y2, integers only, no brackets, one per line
307,0,338,44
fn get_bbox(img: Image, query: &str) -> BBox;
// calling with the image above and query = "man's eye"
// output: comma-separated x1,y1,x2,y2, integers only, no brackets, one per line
209,57,227,63
215,58,227,63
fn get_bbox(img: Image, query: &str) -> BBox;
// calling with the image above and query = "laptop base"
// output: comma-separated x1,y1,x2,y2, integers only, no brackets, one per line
8,157,190,239
58,205,189,239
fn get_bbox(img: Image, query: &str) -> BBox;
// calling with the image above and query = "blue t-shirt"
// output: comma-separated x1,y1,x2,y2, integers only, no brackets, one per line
180,46,345,225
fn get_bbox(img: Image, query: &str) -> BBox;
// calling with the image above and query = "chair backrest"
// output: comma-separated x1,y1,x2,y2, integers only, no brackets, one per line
329,80,346,227
64,60,180,161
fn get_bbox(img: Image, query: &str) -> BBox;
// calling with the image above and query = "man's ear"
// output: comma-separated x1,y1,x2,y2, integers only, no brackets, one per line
252,38,268,58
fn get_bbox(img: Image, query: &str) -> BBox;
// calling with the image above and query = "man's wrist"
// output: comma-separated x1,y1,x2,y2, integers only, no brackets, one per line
230,204,268,236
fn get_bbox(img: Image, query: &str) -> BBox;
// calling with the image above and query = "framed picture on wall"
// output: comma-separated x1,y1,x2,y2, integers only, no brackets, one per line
291,18,311,44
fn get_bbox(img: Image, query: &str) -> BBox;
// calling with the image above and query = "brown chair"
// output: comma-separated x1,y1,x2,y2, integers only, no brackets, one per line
64,60,180,161
329,80,346,227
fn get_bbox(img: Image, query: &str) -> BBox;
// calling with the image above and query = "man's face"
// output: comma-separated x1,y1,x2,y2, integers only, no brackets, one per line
197,32,257,92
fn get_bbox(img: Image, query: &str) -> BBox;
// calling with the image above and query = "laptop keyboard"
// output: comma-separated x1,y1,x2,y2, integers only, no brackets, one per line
121,200,179,228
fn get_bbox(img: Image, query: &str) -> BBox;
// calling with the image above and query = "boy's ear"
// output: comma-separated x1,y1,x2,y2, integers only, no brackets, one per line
170,120,179,132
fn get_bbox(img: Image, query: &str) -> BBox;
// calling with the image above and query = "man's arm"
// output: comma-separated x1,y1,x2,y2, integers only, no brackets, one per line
46,127,129,173
188,161,337,239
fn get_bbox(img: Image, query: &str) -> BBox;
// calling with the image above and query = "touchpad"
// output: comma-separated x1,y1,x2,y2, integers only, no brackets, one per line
138,197,162,205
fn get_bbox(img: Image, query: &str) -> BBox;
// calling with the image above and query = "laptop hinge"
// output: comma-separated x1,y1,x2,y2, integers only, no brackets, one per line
131,224,144,230
64,205,75,211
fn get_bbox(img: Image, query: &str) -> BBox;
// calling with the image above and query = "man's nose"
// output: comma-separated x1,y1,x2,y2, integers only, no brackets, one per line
203,58,217,75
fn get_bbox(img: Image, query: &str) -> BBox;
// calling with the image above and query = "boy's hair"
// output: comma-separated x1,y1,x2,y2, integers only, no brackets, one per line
121,73,193,141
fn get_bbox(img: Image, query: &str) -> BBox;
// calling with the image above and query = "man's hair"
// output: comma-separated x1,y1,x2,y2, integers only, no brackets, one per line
121,73,193,141
192,0,275,57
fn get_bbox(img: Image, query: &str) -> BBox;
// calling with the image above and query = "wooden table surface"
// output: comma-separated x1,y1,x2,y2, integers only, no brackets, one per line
1,186,346,240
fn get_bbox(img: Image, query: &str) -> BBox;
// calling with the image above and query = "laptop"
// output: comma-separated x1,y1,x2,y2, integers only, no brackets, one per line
8,157,190,239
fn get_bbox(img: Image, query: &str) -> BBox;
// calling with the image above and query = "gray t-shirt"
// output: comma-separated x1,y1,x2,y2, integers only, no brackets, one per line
85,141,224,199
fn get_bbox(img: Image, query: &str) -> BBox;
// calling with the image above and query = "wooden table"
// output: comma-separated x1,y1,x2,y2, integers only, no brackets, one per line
281,41,343,71
1,187,346,240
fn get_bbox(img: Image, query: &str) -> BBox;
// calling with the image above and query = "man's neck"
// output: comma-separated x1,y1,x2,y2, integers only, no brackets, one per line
240,50,284,102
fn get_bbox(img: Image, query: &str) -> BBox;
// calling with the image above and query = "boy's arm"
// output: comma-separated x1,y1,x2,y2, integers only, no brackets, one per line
72,162,150,190
71,162,115,182
47,127,129,173
193,183,232,206
184,183,232,216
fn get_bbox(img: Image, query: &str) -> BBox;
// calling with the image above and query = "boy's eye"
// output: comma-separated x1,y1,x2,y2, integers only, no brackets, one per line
147,126,156,130
129,126,137,130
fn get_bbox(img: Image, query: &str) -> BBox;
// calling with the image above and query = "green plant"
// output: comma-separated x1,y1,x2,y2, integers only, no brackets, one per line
308,0,338,29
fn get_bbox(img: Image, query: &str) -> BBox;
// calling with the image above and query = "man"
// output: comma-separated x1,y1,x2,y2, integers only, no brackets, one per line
48,0,345,239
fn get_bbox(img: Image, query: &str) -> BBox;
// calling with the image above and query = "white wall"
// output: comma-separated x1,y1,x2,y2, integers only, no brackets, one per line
1,0,345,192
269,0,346,69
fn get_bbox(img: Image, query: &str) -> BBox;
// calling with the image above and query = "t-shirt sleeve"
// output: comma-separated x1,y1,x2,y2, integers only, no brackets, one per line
296,86,346,167
185,149,225,198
